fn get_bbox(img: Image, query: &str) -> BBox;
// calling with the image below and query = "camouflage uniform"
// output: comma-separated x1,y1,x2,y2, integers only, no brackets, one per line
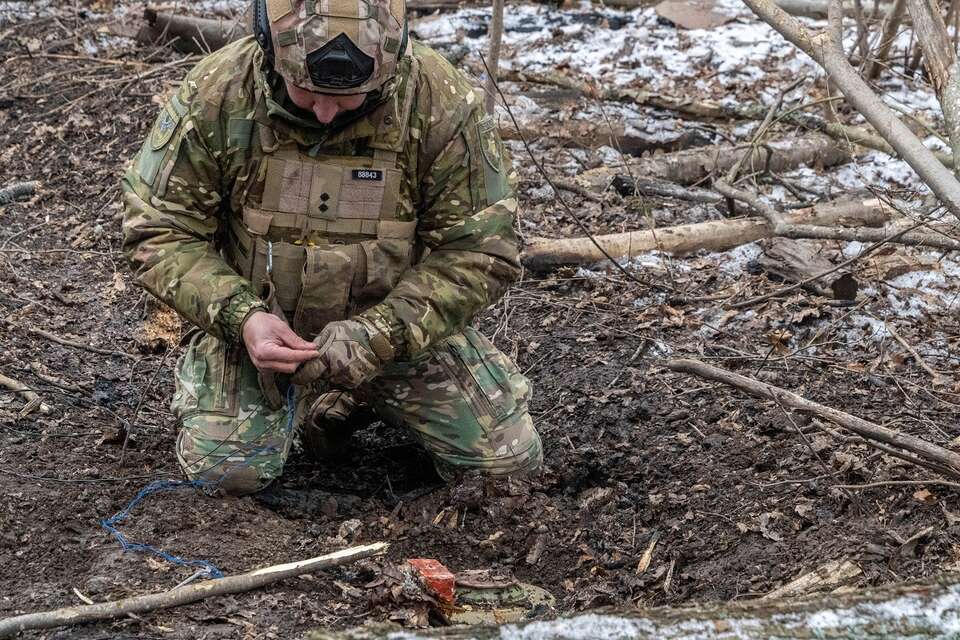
121,36,542,494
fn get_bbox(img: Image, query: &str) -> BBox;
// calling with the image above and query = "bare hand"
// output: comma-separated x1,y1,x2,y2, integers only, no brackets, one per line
241,311,319,373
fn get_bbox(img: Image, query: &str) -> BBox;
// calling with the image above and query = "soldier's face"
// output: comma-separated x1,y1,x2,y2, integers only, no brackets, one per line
284,79,368,124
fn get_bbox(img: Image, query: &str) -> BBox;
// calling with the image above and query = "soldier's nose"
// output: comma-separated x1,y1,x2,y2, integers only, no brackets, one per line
311,97,340,124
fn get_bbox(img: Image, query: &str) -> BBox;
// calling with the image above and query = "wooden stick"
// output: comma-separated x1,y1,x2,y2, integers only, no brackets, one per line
0,372,49,416
884,322,948,386
665,359,960,478
0,542,389,638
1,319,138,360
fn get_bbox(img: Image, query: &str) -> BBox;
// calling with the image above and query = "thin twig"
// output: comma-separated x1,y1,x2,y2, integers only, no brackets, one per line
2,320,138,360
834,479,960,490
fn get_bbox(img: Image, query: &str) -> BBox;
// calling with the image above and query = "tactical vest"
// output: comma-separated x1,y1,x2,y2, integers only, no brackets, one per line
225,62,419,341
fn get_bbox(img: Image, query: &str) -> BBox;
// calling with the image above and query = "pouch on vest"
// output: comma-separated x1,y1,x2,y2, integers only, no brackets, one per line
294,244,357,339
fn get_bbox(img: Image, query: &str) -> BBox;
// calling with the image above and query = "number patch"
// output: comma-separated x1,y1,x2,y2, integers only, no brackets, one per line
351,169,384,182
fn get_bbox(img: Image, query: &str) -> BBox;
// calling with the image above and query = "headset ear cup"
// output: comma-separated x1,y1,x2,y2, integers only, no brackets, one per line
252,0,274,65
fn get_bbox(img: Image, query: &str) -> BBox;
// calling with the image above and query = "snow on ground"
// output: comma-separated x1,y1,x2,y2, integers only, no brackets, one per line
0,1,55,25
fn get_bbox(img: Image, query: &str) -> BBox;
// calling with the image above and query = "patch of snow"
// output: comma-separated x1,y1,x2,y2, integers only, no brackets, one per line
706,242,762,276
846,314,891,342
619,251,691,273
0,0,55,25
574,267,602,279
834,152,925,191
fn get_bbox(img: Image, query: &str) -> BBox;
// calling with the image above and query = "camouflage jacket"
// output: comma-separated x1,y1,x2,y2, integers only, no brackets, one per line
121,37,520,358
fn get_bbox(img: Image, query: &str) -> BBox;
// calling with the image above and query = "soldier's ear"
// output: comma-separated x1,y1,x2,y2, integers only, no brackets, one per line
252,0,274,66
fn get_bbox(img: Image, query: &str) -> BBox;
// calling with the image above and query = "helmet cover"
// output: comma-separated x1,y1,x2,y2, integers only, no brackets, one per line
265,0,406,95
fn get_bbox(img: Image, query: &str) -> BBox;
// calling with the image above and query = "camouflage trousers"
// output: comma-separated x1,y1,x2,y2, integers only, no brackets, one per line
172,326,542,495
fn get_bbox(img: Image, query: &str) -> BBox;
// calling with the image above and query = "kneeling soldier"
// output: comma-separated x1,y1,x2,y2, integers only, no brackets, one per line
121,0,542,494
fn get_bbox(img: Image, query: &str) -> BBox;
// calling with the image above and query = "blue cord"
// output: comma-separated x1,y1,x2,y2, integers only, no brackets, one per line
100,387,298,580
100,479,225,579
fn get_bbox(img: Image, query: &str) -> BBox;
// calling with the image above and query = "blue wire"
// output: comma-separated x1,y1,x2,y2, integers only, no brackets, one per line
100,479,224,579
100,387,298,580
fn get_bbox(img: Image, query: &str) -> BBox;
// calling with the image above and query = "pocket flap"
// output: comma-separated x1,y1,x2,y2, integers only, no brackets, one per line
242,207,274,235
377,220,417,241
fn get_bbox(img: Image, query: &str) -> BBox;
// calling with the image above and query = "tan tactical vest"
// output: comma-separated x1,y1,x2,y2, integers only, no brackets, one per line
225,63,419,340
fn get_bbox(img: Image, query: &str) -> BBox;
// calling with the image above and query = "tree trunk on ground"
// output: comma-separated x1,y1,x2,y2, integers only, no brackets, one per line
310,577,960,639
501,121,711,157
577,133,849,190
521,196,888,269
137,9,243,54
757,237,858,299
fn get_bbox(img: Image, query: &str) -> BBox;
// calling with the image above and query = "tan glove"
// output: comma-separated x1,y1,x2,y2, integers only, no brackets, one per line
292,318,395,389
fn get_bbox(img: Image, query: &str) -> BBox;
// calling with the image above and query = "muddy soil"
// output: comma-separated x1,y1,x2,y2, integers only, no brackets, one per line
2,3,960,639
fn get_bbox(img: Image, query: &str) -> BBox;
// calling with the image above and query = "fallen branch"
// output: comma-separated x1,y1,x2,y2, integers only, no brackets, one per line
611,176,723,203
725,220,927,309
665,358,960,478
885,321,949,386
760,559,862,600
0,372,49,416
0,542,389,638
757,238,857,299
1,319,139,360
521,196,889,268
137,9,242,54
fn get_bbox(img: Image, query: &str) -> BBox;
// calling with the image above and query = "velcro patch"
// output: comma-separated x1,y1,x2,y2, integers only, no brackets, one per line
351,168,384,182
150,105,180,151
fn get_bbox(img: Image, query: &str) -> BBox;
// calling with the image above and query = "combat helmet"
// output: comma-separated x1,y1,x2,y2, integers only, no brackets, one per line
252,0,407,95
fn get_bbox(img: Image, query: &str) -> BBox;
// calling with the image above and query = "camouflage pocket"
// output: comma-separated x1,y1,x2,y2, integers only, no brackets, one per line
437,327,526,424
172,332,243,420
293,244,356,339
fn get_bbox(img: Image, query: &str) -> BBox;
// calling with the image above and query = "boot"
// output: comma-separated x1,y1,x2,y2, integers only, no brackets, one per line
301,391,375,461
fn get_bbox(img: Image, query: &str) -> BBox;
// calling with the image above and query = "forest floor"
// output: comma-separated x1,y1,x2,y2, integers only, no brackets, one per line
3,0,960,638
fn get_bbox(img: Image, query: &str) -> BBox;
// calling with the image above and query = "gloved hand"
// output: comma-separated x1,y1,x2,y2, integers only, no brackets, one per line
292,318,395,389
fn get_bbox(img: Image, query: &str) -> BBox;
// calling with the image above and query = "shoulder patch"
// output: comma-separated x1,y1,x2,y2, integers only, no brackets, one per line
476,116,502,175
151,99,183,151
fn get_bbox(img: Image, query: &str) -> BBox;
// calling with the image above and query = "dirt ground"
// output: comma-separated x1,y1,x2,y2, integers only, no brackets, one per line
3,2,960,639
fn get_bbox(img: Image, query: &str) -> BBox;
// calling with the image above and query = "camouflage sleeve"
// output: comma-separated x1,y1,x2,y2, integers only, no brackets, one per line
360,65,521,358
120,82,265,343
